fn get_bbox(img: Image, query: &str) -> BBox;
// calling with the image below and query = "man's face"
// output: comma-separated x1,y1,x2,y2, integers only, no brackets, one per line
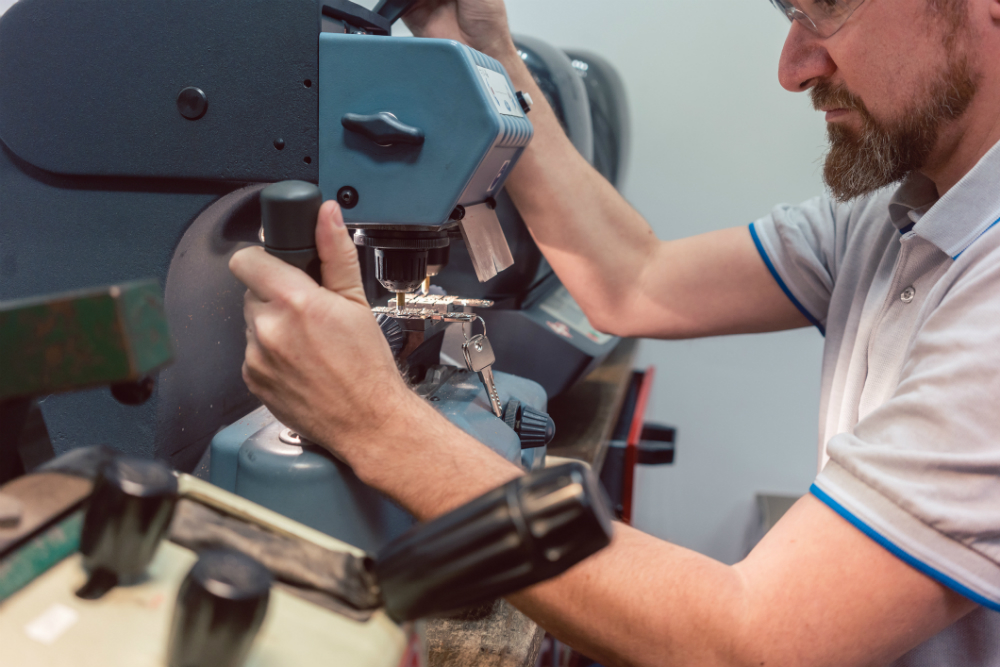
778,0,980,201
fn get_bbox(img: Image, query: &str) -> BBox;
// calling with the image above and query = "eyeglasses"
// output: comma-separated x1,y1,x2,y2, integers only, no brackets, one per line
768,0,866,38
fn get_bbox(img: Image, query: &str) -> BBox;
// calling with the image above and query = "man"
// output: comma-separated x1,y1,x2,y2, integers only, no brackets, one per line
229,0,1000,664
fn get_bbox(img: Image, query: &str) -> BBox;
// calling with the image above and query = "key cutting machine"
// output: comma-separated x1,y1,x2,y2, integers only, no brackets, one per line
0,0,563,549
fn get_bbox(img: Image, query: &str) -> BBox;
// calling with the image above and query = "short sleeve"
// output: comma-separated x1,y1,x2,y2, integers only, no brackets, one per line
813,240,1000,610
750,194,846,334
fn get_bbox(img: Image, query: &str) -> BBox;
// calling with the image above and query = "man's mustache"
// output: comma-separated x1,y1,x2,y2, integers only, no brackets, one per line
811,81,868,114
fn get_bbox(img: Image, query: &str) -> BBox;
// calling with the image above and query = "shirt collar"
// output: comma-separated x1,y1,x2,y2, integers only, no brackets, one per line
892,138,1000,258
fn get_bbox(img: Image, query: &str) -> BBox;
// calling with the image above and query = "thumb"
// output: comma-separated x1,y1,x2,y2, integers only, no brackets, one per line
316,200,368,306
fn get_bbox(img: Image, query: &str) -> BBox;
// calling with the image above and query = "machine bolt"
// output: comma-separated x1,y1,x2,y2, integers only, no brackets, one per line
176,87,208,120
279,428,303,445
273,138,285,150
450,205,466,221
338,186,359,209
485,197,497,210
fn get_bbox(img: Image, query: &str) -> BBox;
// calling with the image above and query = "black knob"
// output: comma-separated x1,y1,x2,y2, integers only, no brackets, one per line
341,112,425,147
77,458,178,598
503,399,556,449
375,462,613,621
376,313,406,357
260,181,324,283
168,549,272,667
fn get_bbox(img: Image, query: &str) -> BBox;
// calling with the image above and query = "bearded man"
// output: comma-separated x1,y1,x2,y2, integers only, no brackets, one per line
229,0,1000,664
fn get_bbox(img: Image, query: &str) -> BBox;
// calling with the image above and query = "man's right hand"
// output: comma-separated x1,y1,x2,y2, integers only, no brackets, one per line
403,0,516,60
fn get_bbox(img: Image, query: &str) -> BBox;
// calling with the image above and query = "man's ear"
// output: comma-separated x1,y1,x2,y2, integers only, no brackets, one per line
991,0,1000,22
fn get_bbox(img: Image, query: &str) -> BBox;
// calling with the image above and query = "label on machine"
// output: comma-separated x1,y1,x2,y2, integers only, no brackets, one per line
477,66,524,118
538,286,615,345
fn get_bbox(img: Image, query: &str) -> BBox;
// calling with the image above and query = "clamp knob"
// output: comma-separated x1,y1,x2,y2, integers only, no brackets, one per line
77,458,178,597
168,549,272,667
503,399,556,449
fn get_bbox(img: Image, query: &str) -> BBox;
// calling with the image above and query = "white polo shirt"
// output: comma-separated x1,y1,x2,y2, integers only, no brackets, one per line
752,138,1000,666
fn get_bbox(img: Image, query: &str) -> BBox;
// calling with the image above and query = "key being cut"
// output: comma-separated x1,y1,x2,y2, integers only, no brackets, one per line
463,333,503,418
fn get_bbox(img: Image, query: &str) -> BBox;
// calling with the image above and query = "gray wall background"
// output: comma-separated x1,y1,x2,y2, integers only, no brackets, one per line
0,0,830,565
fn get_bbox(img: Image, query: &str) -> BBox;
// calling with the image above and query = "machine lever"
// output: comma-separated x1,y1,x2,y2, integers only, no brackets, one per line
342,112,425,147
374,462,614,622
260,181,323,284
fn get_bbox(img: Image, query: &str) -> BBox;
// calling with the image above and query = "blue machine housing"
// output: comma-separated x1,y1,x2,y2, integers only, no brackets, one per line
211,368,548,552
319,34,533,227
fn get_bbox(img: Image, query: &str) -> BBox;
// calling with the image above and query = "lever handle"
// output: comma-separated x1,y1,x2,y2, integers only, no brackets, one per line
260,181,323,283
374,462,614,621
342,112,425,147
372,0,420,24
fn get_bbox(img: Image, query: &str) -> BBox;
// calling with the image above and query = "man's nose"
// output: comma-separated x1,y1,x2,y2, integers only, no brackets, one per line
778,20,836,92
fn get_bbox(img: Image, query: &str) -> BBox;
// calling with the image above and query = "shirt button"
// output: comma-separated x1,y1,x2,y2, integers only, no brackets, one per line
900,286,916,303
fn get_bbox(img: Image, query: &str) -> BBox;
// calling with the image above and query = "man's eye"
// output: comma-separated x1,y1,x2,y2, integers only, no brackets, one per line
805,0,840,16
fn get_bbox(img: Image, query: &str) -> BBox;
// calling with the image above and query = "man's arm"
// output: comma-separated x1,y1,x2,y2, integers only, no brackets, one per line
404,0,809,339
230,207,977,667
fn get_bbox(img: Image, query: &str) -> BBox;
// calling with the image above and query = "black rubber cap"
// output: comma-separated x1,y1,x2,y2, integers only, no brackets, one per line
168,549,272,667
260,181,323,251
375,462,613,621
79,457,178,589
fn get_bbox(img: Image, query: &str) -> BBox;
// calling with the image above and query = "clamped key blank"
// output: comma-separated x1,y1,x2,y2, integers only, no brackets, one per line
463,326,503,419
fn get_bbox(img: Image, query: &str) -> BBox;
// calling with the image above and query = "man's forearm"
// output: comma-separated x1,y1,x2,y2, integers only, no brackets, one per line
485,43,660,335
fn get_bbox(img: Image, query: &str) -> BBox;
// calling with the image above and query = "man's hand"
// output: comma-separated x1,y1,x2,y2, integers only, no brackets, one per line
403,0,516,60
229,201,414,467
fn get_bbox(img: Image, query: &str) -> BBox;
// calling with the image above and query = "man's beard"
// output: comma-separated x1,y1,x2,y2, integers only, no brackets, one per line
813,54,978,202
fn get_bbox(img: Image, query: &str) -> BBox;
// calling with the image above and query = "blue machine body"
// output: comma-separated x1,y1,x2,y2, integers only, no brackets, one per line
211,368,547,552
319,34,533,227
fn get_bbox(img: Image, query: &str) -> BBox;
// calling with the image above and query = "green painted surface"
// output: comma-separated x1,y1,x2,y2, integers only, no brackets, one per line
0,511,83,602
116,281,174,375
0,280,173,400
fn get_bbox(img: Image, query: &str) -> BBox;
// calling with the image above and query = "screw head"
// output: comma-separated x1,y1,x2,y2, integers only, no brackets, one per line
177,87,208,120
337,186,359,209
474,342,483,352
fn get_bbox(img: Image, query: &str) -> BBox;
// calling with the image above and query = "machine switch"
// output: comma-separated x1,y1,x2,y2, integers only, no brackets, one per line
516,91,533,114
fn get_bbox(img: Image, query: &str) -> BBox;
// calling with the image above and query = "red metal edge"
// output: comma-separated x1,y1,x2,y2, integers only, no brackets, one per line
621,366,656,525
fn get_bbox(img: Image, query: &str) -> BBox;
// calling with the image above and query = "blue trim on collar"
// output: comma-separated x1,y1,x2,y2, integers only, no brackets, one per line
899,222,915,235
953,215,1000,260
748,223,825,336
810,484,1000,612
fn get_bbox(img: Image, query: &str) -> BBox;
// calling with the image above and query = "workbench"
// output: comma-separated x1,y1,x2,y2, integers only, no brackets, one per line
423,338,639,667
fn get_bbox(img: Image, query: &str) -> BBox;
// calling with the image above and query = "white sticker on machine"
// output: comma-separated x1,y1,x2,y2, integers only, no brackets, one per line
24,603,79,645
477,66,524,118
